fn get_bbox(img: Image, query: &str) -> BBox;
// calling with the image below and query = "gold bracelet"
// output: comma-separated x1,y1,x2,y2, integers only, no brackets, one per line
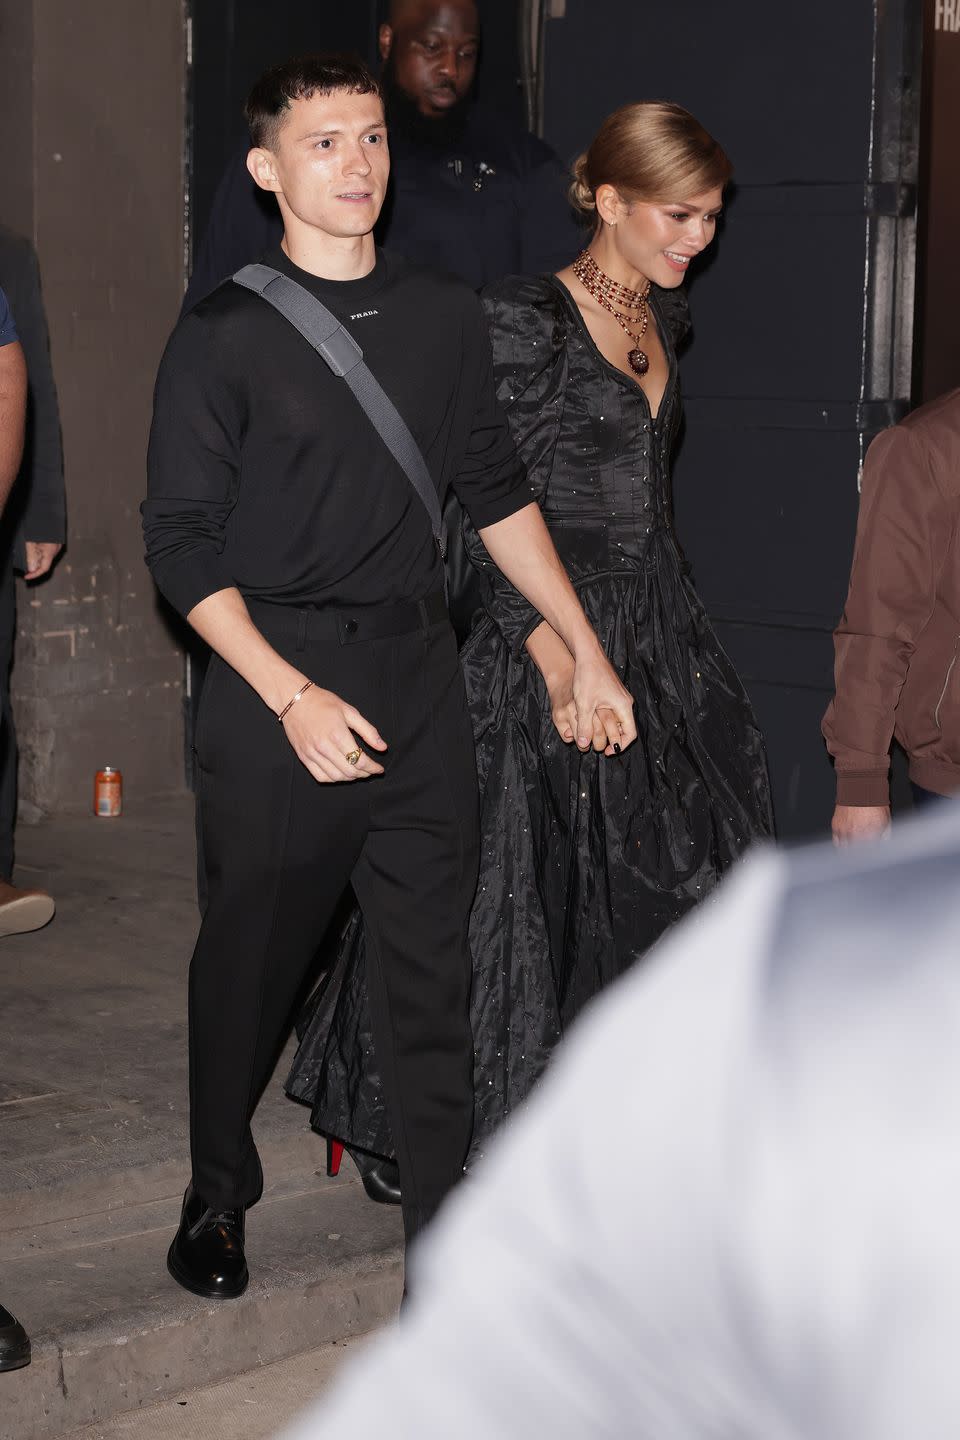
278,680,314,723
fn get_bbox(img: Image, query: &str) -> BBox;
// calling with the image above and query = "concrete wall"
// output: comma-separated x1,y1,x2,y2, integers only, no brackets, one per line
0,0,187,816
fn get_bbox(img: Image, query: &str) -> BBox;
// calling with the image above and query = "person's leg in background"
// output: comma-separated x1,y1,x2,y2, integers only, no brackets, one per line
911,782,949,811
0,553,54,936
0,555,34,1369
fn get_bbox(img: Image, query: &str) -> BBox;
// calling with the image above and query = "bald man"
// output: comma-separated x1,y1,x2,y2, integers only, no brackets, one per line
182,0,581,310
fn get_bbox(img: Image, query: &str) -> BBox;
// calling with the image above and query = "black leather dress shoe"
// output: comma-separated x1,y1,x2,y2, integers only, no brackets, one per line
166,1185,248,1299
361,1158,402,1206
0,1303,31,1371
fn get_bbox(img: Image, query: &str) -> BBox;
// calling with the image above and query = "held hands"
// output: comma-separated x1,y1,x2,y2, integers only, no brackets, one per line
541,644,636,756
831,803,891,846
280,683,387,783
571,645,637,755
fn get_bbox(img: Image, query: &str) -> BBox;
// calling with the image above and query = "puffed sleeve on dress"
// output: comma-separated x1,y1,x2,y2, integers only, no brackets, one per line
464,274,569,658
652,283,692,350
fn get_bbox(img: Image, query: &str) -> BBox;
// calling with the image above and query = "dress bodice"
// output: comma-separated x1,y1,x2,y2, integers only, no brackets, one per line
479,272,691,583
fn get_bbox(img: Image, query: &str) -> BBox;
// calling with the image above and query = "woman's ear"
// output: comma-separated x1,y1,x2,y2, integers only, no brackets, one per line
594,183,625,228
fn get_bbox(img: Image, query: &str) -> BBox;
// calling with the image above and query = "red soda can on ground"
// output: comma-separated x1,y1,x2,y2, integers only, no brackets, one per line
94,766,122,817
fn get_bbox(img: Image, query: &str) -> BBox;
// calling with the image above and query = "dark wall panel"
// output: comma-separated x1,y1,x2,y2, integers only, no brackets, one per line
680,211,870,401
542,2,876,182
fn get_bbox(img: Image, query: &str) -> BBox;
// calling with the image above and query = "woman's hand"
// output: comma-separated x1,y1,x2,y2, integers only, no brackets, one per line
526,621,577,742
543,655,578,743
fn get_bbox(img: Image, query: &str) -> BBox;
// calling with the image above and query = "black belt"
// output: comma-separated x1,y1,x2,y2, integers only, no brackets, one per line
246,590,449,646
332,590,448,644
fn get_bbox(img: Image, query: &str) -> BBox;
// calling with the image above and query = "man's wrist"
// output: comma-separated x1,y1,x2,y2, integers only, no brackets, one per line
262,666,312,717
835,771,890,807
567,625,603,665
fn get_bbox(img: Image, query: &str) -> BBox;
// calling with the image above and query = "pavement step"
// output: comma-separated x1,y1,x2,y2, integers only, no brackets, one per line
0,1163,349,1265
1,1170,402,1440
57,1339,360,1440
0,1121,327,1234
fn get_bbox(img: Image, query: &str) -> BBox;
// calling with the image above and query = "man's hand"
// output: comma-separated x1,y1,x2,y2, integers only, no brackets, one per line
185,587,389,783
24,541,62,581
832,803,891,846
281,684,388,784
571,643,637,755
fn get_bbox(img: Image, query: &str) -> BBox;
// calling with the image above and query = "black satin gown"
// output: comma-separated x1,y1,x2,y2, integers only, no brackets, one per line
286,274,774,1160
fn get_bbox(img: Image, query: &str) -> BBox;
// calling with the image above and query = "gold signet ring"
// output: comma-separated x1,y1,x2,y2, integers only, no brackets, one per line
345,748,362,766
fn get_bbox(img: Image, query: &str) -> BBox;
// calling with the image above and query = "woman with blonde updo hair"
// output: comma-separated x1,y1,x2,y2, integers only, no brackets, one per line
290,102,772,1177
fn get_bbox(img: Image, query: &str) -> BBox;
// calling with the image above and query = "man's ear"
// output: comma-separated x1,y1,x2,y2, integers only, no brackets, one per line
247,146,281,194
378,23,393,62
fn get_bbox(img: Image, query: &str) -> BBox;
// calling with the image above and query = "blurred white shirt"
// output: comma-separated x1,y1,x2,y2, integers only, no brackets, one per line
283,800,960,1439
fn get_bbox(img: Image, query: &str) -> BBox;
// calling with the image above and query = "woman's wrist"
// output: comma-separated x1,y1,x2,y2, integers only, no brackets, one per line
526,620,576,680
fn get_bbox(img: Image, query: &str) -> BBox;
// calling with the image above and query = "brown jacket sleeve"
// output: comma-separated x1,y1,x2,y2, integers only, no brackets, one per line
822,424,951,806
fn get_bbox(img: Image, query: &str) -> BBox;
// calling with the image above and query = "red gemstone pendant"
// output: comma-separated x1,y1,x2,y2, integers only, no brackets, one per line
628,348,649,376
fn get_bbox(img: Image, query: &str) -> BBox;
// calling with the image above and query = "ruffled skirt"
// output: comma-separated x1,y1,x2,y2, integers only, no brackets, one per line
286,535,773,1159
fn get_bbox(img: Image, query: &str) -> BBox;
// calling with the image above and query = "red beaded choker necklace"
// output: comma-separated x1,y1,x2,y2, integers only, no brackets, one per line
572,249,652,376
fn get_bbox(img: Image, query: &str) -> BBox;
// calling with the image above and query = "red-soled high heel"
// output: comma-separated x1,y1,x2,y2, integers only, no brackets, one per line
326,1138,344,1178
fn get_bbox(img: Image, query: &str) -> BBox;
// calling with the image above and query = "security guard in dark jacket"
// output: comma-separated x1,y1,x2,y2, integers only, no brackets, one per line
183,0,581,306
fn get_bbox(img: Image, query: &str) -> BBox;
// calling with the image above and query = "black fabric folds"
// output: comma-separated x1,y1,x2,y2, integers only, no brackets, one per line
287,274,774,1160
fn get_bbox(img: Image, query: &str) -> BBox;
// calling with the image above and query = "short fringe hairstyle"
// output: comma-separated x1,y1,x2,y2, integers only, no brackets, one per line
245,53,383,150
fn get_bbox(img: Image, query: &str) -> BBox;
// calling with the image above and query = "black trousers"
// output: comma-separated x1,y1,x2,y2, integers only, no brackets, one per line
911,782,948,811
190,595,479,1243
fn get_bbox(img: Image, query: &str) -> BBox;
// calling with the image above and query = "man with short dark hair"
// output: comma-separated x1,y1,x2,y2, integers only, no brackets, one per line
144,54,634,1300
182,0,580,311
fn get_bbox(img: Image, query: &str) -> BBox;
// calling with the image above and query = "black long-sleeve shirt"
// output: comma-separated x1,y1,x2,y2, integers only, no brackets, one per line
182,104,583,313
144,247,534,617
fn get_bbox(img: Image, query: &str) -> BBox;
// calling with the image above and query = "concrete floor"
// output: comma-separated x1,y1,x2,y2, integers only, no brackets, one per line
59,1339,363,1440
1,792,310,1206
0,794,402,1440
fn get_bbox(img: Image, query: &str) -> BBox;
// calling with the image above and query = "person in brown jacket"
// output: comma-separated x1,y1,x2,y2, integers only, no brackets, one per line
823,389,960,843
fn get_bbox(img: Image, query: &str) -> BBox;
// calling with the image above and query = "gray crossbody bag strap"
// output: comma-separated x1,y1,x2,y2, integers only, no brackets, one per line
233,262,447,562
